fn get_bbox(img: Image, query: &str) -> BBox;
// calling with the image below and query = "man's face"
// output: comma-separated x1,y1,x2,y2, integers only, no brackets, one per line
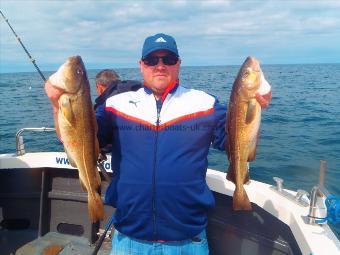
139,50,181,97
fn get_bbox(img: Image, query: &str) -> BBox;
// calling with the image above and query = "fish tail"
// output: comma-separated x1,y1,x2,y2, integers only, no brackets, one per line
233,186,252,211
88,192,104,223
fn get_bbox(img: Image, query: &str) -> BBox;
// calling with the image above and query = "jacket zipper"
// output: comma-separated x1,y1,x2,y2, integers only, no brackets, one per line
152,99,162,239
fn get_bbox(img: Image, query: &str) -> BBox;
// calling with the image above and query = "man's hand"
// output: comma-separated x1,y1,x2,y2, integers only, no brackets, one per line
256,71,272,109
256,91,272,109
45,80,64,139
45,80,64,110
98,150,108,163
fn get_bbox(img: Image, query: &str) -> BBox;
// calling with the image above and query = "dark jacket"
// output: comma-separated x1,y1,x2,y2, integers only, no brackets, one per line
94,80,142,111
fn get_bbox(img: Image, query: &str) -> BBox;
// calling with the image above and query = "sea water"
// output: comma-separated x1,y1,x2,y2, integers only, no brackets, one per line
0,64,339,236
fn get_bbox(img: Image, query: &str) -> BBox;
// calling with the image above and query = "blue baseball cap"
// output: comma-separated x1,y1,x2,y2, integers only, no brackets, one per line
142,33,179,59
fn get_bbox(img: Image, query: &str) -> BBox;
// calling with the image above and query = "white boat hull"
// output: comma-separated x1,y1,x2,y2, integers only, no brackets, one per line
0,152,339,254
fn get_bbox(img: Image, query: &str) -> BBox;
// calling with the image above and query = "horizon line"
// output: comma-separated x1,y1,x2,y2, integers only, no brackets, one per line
1,62,340,75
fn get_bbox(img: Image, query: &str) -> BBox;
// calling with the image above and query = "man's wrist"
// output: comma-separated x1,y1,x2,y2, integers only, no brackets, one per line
256,91,272,109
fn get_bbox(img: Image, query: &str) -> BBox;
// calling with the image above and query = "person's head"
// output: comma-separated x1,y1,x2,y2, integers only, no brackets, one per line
139,33,181,99
95,69,120,95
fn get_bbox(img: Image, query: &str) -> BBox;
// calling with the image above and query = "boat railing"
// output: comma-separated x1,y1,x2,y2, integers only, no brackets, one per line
270,177,309,207
270,160,338,226
307,160,332,225
16,127,56,156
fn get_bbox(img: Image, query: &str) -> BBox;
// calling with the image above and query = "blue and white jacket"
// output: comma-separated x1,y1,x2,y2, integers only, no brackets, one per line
96,84,226,241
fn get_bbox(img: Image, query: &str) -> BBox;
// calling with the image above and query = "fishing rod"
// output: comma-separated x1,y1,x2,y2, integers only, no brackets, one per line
1,10,113,254
91,213,115,255
0,10,46,81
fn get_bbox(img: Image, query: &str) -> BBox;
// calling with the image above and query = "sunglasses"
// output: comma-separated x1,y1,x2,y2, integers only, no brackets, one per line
142,55,179,66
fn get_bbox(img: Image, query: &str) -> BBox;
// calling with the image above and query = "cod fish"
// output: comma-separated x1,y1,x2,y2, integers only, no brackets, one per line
226,56,271,211
49,56,104,222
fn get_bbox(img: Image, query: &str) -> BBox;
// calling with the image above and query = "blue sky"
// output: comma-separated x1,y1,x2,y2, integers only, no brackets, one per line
1,0,340,73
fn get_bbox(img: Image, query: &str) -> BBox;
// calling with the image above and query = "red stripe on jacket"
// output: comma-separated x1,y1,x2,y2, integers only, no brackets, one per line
105,107,215,131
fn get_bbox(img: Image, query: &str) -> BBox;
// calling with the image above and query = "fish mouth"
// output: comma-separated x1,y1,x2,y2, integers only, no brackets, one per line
66,55,83,65
246,56,260,68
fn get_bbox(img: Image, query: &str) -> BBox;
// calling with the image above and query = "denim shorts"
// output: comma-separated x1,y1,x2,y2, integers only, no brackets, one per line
110,229,209,255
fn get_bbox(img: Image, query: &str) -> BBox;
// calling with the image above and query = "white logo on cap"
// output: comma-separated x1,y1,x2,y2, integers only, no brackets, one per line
155,37,167,43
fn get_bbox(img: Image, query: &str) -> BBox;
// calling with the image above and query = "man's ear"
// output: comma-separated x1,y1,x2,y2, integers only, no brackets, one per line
96,84,105,95
139,60,144,75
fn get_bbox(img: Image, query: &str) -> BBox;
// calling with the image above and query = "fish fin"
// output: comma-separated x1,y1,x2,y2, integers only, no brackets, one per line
88,192,104,223
92,108,100,159
245,99,257,124
233,186,252,211
247,133,259,162
95,165,102,188
226,164,236,184
225,109,231,158
227,162,250,185
248,147,257,161
65,149,77,168
91,108,101,187
244,163,250,184
244,171,250,184
59,96,75,126
95,138,100,160
79,177,87,192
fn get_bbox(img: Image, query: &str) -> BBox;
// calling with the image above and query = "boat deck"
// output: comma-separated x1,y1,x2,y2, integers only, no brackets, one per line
14,232,111,255
0,166,301,255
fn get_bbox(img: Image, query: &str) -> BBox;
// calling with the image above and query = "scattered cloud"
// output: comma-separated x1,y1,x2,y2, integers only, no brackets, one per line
1,0,340,73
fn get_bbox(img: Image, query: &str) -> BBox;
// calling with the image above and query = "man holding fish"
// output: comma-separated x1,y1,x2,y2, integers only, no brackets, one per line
45,33,272,255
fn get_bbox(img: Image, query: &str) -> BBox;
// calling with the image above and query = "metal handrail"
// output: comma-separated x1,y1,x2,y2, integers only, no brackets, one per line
307,161,331,225
15,127,56,156
307,185,330,225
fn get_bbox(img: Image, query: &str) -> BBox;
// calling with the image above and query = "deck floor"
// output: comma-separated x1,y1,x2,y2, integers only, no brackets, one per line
13,231,111,255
